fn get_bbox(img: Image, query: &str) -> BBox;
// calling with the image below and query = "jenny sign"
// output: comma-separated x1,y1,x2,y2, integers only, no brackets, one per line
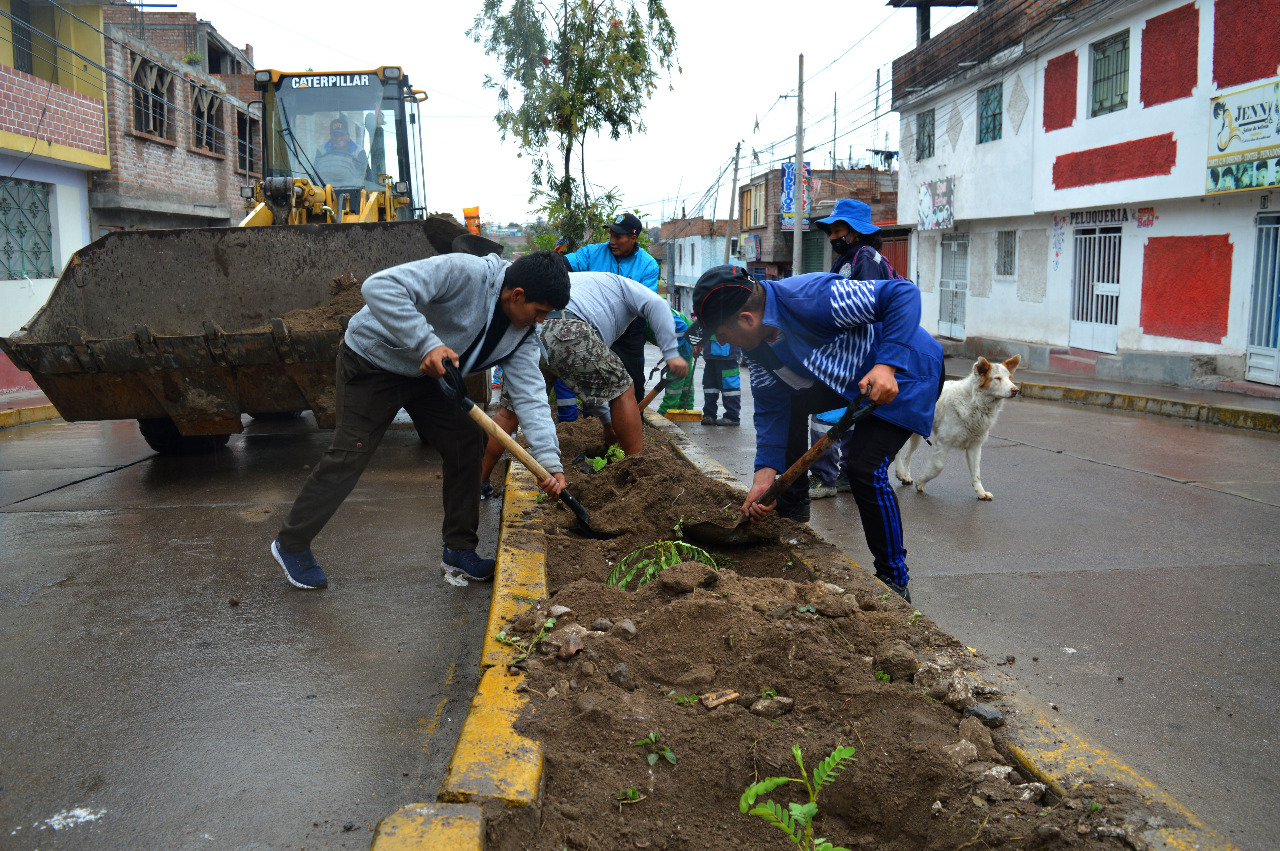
781,162,811,231
1207,78,1280,194
917,178,954,230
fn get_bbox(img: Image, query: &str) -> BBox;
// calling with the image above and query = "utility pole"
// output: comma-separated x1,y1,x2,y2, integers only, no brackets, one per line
831,93,837,171
791,54,805,277
723,141,741,264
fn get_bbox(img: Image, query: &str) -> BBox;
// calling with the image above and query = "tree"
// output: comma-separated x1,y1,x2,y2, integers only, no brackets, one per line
469,0,678,248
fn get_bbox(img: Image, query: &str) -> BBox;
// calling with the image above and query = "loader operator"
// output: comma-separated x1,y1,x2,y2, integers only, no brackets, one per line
271,251,570,590
562,212,659,402
314,117,369,188
691,265,943,603
479,270,689,496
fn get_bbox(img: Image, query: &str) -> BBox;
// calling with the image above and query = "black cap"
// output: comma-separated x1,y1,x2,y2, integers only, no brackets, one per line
607,212,643,235
692,265,756,330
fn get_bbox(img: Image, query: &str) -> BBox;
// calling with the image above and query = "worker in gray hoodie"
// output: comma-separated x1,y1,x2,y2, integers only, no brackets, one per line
479,270,688,493
271,250,571,589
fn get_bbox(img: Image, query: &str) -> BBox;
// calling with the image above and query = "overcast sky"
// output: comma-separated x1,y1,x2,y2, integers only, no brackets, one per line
164,0,973,227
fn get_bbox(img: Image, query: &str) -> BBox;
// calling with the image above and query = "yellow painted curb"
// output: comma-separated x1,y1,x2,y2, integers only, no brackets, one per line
0,404,60,430
371,802,484,850
437,664,543,808
479,469,547,671
1002,691,1238,850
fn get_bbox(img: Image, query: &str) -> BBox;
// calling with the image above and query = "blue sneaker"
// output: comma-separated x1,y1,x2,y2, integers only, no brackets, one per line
441,546,495,583
271,538,328,589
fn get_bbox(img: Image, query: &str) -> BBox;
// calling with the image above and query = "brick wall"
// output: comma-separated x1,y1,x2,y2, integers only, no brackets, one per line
102,7,199,60
89,24,254,224
0,65,106,156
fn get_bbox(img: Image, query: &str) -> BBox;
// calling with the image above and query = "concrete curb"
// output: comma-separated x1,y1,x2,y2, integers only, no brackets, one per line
1017,379,1280,433
376,415,1239,849
372,464,547,849
0,403,59,430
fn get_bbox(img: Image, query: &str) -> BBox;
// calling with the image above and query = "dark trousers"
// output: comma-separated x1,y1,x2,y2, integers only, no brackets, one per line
278,341,484,553
701,360,741,421
611,317,647,402
774,384,913,587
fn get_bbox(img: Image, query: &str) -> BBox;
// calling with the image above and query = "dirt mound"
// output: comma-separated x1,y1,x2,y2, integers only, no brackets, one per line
486,420,1176,849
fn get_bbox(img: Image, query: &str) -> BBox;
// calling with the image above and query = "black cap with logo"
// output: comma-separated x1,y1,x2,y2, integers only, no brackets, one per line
607,212,643,235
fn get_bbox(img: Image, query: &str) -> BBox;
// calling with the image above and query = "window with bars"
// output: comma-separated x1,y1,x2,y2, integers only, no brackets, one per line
131,53,173,139
191,85,225,154
978,84,1003,143
0,178,55,280
236,110,261,174
916,110,935,160
995,231,1017,277
1091,31,1129,117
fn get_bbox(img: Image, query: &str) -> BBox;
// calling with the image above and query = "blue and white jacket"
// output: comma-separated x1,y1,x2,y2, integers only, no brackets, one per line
745,273,943,473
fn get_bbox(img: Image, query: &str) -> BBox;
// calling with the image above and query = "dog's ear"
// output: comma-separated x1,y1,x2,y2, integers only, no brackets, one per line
974,357,991,375
1002,354,1021,372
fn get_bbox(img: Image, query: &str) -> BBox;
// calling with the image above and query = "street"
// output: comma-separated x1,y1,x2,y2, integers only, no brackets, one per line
685,373,1280,851
0,415,497,849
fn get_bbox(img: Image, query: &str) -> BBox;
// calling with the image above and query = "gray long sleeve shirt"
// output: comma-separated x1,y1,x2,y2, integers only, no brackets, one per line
345,252,562,474
565,271,680,360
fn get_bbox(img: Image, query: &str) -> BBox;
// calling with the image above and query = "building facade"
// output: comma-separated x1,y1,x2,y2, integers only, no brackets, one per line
656,217,733,316
0,0,108,343
89,5,257,234
894,0,1280,388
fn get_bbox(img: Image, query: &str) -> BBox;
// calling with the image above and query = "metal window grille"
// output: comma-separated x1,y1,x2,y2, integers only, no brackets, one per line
0,177,55,280
1250,215,1280,351
916,110,934,160
978,84,1003,143
1091,31,1129,117
236,111,261,174
191,85,224,154
11,0,34,74
131,53,172,138
995,230,1017,277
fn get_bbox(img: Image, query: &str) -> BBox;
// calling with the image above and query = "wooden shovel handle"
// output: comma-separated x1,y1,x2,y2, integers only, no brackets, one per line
464,405,552,483
755,400,880,507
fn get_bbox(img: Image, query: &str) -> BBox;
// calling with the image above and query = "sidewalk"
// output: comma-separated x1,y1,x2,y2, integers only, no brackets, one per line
0,387,56,429
944,355,1280,433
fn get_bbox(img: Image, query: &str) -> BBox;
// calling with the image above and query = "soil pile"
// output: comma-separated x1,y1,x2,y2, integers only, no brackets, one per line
277,272,366,332
485,421,1176,850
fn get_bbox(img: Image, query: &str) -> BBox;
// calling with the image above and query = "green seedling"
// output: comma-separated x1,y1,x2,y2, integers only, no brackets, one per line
616,786,645,812
494,615,557,664
797,604,816,614
1089,801,1102,813
535,493,547,504
874,670,891,683
877,591,893,602
608,539,717,591
667,691,698,706
634,731,677,766
784,559,795,571
672,516,685,539
605,443,625,463
907,609,923,625
739,744,857,851
761,687,778,699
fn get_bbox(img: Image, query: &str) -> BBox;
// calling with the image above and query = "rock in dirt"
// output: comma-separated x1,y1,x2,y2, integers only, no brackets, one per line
541,623,588,656
550,604,573,618
943,739,980,766
557,632,584,660
608,663,637,691
657,562,718,594
959,716,997,755
964,703,1006,728
590,617,613,632
945,673,976,710
769,603,796,620
1036,824,1061,841
750,696,795,718
611,619,638,641
675,663,716,689
814,595,857,618
875,640,919,682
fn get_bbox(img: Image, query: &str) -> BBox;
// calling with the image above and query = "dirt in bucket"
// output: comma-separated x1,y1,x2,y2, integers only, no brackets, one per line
484,419,1177,850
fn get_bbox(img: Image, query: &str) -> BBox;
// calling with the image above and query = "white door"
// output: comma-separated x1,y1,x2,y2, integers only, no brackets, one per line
1069,226,1121,354
939,234,969,339
1247,214,1280,384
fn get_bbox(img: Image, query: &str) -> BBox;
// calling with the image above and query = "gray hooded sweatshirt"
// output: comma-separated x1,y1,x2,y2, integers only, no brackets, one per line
345,252,562,474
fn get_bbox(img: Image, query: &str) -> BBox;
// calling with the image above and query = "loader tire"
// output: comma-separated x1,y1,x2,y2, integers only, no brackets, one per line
137,418,231,455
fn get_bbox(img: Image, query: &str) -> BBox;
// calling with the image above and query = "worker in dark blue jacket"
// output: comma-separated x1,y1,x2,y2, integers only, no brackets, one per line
691,265,943,602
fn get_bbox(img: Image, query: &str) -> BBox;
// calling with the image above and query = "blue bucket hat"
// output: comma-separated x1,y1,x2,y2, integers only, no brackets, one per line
814,198,879,235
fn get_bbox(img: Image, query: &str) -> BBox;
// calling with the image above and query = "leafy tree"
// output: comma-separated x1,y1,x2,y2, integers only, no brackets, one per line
469,0,678,248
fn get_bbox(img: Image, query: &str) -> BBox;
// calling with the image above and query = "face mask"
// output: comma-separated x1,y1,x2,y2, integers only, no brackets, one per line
830,235,851,255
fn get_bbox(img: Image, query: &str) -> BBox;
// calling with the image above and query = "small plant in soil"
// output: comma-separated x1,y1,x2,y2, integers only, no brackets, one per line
668,691,698,706
634,731,677,766
907,609,923,624
495,615,557,664
607,539,717,591
761,687,778,699
739,744,857,851
616,786,645,811
874,670,891,683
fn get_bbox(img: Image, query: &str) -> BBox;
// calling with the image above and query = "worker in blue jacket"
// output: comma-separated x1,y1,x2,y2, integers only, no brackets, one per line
563,212,659,401
700,336,743,425
691,265,943,602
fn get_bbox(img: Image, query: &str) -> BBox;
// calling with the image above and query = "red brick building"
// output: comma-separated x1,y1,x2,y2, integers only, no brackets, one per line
89,6,257,233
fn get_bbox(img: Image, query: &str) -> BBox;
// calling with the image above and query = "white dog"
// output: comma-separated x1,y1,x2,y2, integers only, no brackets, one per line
894,355,1021,500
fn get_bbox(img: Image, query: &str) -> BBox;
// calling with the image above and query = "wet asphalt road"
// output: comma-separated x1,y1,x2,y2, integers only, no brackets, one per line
686,376,1280,851
0,415,498,849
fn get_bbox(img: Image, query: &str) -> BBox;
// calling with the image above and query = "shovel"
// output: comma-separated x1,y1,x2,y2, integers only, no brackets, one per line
683,398,880,547
437,363,614,540
638,366,676,410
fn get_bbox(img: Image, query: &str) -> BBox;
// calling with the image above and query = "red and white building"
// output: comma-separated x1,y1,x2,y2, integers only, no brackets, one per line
893,0,1280,389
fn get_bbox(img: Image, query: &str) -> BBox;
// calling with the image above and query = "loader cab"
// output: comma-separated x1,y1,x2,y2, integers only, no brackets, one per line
254,66,426,218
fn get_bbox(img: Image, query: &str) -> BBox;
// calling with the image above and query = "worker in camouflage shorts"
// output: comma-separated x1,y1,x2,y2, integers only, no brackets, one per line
480,271,688,495
655,308,696,414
